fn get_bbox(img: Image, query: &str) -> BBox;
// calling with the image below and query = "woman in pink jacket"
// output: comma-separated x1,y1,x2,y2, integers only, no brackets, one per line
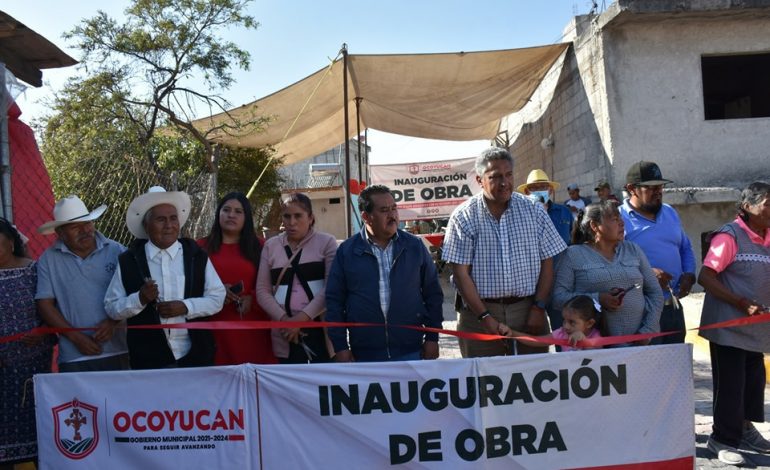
256,193,338,363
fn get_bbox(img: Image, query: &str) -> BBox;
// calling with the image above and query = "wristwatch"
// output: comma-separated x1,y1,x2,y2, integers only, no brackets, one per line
532,300,547,311
477,310,491,322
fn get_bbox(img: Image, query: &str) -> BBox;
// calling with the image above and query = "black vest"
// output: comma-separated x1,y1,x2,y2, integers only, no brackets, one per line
118,238,215,369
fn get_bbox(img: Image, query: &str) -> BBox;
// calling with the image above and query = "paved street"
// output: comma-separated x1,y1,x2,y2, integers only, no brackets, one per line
436,268,770,468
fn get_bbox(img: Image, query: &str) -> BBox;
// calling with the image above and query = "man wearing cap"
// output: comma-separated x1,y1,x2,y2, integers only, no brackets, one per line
564,183,592,216
105,186,225,369
443,148,566,357
620,161,696,344
36,196,129,372
519,169,573,246
595,179,620,203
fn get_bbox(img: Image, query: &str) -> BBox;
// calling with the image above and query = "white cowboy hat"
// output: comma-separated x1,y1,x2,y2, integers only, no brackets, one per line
38,196,107,235
126,186,191,239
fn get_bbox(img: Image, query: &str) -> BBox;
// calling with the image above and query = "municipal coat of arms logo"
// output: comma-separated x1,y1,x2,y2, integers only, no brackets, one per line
52,398,99,459
408,164,420,175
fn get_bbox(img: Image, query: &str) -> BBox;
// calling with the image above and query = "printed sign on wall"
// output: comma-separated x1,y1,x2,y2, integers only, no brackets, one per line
370,157,482,220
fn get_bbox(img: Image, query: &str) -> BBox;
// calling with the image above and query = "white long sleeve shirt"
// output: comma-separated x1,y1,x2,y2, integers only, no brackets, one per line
104,240,225,360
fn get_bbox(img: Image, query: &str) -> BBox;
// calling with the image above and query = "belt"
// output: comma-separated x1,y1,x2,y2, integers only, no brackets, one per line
481,296,531,305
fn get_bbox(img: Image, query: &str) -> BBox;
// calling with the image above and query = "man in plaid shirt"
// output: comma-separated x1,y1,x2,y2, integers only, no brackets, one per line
443,147,566,357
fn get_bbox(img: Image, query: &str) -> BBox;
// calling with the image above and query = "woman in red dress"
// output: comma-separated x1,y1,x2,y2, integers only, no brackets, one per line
198,192,277,365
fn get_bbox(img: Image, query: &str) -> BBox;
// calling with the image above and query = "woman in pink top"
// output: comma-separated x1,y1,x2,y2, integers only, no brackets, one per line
698,182,770,465
256,193,338,364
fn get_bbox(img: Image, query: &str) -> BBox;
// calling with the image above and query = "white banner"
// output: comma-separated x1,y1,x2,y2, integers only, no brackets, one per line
35,345,694,469
370,157,482,220
35,366,257,469
256,345,694,469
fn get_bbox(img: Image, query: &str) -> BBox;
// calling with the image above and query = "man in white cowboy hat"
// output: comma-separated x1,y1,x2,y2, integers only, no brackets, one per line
442,148,566,358
105,186,225,369
35,195,130,372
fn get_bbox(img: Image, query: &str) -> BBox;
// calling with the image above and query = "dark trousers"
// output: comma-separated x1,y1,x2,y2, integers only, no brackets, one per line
279,329,332,364
710,342,766,447
651,301,686,344
59,353,131,372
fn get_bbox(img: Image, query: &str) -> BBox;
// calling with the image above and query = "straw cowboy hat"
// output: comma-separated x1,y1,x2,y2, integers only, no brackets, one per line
38,196,107,235
517,169,561,193
126,186,191,239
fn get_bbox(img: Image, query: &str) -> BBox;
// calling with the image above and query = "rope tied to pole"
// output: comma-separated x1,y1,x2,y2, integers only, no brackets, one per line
246,48,345,199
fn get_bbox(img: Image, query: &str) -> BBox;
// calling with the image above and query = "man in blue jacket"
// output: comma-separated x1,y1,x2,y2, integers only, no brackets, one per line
326,184,444,362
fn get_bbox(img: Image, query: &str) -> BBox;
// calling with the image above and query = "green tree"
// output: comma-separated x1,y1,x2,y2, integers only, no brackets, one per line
38,0,281,242
64,0,267,170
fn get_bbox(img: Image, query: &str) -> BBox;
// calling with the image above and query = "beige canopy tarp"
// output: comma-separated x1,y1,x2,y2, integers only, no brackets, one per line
191,43,569,165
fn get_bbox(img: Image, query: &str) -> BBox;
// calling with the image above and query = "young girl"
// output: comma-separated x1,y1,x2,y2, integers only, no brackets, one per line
511,295,602,351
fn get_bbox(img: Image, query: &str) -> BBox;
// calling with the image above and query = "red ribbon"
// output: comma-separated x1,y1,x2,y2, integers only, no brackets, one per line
4,313,770,348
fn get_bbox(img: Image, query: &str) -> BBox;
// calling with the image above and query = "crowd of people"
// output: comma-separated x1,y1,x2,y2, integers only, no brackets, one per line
1,146,768,467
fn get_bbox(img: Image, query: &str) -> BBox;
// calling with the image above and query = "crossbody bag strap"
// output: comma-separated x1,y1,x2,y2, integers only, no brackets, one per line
272,245,304,294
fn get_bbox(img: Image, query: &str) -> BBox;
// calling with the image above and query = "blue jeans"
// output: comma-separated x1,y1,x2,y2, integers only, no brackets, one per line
391,351,421,361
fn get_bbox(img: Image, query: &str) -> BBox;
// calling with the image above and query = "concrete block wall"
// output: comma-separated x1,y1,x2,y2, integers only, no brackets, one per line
505,41,612,204
671,198,740,292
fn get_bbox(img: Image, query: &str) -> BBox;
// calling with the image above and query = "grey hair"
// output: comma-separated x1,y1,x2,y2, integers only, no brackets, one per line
738,181,770,221
474,147,513,177
573,200,620,245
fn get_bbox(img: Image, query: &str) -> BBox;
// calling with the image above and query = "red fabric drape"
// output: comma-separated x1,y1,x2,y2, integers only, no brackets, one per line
7,101,55,258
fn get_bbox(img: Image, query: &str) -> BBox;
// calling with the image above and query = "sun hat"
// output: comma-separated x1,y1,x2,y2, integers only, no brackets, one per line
126,186,191,239
38,196,107,235
516,169,560,193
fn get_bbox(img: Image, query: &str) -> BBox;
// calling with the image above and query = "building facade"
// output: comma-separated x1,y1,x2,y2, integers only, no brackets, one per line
502,0,770,277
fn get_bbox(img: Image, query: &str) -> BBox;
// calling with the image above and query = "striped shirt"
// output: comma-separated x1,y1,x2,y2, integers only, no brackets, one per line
442,192,566,298
362,228,397,317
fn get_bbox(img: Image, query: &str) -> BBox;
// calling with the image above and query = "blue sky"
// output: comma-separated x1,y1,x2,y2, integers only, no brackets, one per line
5,0,586,163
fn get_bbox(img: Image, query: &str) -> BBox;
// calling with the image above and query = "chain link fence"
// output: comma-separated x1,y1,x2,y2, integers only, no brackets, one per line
47,155,217,247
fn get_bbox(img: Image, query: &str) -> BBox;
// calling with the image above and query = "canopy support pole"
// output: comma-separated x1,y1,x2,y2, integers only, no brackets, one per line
355,97,363,188
364,128,369,184
342,44,352,237
0,64,12,222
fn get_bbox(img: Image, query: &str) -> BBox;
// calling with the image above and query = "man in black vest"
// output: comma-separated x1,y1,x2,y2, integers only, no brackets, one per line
105,186,225,369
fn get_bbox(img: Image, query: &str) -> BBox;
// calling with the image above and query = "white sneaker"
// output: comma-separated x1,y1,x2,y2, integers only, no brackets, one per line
708,437,746,466
741,424,770,454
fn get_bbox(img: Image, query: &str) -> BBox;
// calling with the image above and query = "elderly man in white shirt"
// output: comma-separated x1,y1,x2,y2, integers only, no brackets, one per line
105,186,225,369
